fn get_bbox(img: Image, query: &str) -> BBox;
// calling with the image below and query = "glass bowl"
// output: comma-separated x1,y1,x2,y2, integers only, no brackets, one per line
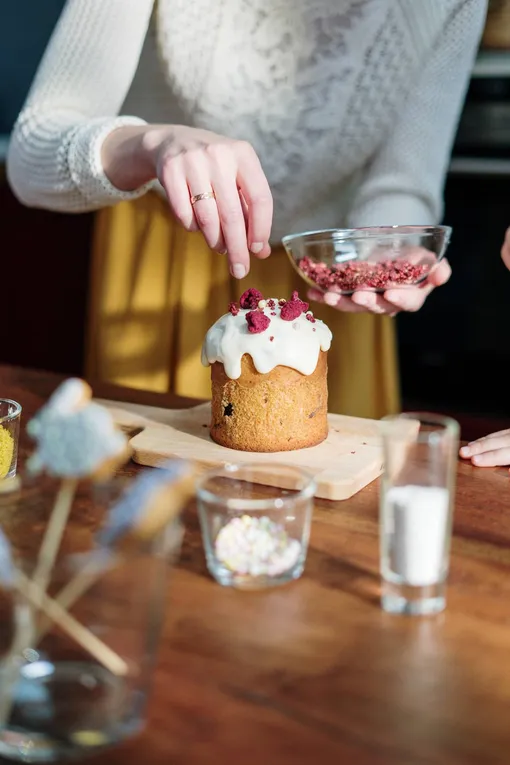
196,463,315,590
282,225,452,296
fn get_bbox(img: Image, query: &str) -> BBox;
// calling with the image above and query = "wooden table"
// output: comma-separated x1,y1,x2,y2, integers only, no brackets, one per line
2,364,510,765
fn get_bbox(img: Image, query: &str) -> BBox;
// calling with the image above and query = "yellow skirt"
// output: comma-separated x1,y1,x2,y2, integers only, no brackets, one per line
85,193,400,419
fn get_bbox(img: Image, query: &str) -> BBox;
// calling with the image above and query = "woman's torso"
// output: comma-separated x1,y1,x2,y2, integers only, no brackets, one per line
121,0,450,238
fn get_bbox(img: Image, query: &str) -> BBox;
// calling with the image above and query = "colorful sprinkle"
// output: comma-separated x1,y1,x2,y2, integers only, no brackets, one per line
214,515,301,577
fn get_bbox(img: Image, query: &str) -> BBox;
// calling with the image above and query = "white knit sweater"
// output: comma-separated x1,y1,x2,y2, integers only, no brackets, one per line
7,0,486,241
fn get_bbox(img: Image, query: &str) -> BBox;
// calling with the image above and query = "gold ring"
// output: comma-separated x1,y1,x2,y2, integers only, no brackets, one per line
190,191,215,205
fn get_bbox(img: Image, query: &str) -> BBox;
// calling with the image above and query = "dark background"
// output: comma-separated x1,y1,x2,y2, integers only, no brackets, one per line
1,1,510,431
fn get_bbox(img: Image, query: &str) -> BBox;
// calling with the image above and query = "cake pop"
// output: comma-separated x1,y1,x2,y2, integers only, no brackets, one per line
27,378,130,478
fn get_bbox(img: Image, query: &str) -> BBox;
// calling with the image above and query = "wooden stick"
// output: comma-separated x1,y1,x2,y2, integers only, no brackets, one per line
17,571,128,677
0,573,127,727
0,600,35,726
32,478,77,595
35,477,193,640
35,554,113,642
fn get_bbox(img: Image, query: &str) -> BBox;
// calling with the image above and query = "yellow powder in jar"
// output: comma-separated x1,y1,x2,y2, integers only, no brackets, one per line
0,426,14,479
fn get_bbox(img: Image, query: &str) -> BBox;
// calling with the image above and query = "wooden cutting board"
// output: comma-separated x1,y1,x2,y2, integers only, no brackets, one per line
97,398,391,501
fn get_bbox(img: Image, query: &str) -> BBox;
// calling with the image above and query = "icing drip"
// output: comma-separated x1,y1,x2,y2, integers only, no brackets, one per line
201,297,332,379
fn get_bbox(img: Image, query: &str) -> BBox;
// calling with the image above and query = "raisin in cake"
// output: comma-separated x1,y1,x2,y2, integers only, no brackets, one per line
201,289,333,452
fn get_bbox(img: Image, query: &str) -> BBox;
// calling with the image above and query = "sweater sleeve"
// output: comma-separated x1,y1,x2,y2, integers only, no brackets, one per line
7,0,156,212
347,0,487,228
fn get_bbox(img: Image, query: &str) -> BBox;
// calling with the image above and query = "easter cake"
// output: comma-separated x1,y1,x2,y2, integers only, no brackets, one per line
201,289,332,452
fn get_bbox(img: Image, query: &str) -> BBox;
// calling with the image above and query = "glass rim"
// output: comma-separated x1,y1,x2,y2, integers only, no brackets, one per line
0,399,22,424
195,462,317,511
282,224,452,247
380,411,460,441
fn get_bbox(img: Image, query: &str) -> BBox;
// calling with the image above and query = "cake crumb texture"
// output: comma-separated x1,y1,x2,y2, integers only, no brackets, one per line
210,352,328,452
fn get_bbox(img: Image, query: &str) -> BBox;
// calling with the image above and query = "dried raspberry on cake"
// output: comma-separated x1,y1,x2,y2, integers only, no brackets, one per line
290,290,309,313
240,288,264,310
280,301,303,321
228,302,239,316
246,310,271,334
280,291,309,321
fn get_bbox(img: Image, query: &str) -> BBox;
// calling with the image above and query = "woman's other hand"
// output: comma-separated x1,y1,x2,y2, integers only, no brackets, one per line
501,227,510,271
102,124,273,279
460,431,510,468
308,257,451,315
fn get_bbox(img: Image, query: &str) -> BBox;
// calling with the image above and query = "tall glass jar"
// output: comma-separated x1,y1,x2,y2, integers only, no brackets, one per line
0,476,182,762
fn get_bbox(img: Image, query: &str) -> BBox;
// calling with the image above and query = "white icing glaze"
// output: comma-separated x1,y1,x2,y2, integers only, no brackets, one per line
201,298,332,379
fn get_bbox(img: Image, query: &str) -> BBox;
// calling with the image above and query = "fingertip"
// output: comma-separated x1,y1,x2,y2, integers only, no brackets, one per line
350,292,371,308
252,243,271,259
231,262,248,279
383,291,422,312
307,288,324,303
382,290,401,304
324,291,340,307
430,260,452,286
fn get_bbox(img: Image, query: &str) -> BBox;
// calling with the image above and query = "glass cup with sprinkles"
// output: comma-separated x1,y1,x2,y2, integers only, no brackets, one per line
0,400,21,480
196,463,316,589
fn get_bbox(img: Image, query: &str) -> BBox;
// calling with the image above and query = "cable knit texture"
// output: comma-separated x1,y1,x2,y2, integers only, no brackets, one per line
7,0,486,238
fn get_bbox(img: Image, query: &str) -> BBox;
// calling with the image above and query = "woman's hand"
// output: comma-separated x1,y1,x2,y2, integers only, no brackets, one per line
501,227,510,271
102,124,273,278
460,431,510,468
308,257,451,315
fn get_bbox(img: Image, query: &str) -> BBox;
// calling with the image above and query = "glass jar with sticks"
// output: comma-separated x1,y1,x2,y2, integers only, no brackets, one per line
0,379,194,762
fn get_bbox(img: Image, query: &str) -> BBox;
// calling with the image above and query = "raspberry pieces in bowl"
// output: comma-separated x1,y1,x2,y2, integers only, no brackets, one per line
282,225,452,295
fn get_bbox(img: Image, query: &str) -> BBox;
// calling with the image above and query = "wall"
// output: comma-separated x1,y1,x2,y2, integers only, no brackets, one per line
0,1,65,133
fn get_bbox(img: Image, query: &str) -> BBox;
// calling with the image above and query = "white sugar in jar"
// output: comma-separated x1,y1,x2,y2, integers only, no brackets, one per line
384,485,450,587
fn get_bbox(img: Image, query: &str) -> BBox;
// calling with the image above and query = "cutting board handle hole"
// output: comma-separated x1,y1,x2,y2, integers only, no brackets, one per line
119,425,145,439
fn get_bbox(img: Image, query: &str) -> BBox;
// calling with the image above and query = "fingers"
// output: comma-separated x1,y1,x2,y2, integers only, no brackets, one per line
186,155,223,253
350,291,399,314
158,137,273,278
237,144,273,259
428,258,452,287
501,227,510,271
308,256,452,315
159,154,199,233
460,432,510,466
383,259,451,312
308,289,395,314
203,146,253,277
383,284,433,312
308,289,365,312
461,446,510,467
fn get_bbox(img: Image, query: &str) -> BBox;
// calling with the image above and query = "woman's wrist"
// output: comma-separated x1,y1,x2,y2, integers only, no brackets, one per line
101,124,167,191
